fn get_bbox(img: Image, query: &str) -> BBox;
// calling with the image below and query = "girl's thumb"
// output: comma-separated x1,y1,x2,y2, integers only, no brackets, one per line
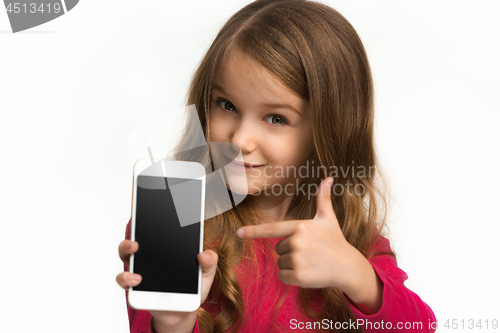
199,250,218,274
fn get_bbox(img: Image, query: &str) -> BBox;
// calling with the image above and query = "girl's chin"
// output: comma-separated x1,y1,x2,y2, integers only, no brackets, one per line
224,179,263,196
225,183,253,196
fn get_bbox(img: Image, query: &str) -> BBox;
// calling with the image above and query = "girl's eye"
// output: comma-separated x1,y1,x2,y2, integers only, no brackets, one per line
265,115,288,126
218,99,236,112
215,98,289,126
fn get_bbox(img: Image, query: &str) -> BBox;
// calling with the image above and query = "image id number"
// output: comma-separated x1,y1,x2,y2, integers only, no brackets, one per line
443,319,498,330
6,3,62,14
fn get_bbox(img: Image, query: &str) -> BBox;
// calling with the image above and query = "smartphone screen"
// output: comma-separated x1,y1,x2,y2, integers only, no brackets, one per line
132,175,201,294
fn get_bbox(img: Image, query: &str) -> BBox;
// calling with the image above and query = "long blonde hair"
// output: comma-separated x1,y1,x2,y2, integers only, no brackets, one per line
172,1,395,332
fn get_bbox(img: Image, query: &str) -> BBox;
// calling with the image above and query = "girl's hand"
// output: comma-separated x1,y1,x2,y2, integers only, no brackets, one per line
116,240,218,331
235,178,380,305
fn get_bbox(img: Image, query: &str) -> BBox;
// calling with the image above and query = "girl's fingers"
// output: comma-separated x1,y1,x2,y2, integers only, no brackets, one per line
276,253,294,270
116,240,141,290
118,240,139,265
116,271,142,290
198,250,218,275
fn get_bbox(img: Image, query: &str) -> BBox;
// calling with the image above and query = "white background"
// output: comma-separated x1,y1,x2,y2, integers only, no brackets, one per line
1,1,499,332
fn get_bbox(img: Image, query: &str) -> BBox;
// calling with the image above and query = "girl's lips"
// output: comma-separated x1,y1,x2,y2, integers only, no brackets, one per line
222,154,263,169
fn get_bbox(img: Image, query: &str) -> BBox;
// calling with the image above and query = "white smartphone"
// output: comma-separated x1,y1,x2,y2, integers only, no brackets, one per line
128,158,205,312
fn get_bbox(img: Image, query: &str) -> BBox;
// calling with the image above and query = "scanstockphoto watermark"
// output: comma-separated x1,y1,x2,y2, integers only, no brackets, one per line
248,160,376,181
245,161,376,198
290,318,435,330
249,178,367,199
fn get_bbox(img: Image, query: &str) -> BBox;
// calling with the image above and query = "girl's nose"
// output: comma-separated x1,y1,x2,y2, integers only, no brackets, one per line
230,122,256,154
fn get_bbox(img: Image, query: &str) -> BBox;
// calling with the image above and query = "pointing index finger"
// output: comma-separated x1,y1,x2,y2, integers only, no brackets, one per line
236,220,299,239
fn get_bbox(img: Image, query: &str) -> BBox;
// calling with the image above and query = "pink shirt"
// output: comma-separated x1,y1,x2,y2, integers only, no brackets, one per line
124,220,436,332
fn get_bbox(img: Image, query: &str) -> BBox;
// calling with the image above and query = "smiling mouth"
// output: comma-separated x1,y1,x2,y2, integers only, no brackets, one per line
222,154,263,168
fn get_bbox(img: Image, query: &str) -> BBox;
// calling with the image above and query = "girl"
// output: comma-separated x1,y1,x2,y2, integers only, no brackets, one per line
116,0,436,332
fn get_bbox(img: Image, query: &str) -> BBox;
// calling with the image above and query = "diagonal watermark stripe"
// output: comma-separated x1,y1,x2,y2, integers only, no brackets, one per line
3,0,79,33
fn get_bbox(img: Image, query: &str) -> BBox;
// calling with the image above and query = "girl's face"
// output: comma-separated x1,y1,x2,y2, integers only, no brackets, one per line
208,52,314,197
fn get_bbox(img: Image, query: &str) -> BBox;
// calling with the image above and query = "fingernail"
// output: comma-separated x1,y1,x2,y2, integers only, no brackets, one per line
199,253,208,261
127,241,135,250
324,177,333,188
132,274,141,281
236,228,245,238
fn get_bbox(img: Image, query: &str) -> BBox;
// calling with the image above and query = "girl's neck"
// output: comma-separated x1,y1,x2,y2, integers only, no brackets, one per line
251,194,297,224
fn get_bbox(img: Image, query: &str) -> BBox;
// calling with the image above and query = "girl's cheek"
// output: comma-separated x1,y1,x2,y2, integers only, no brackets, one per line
207,117,217,141
209,117,228,141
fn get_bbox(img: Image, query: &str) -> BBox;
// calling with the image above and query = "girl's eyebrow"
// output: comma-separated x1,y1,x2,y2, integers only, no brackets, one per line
212,83,227,94
212,83,302,116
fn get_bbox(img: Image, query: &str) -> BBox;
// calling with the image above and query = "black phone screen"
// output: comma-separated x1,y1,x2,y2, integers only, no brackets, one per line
132,175,201,294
